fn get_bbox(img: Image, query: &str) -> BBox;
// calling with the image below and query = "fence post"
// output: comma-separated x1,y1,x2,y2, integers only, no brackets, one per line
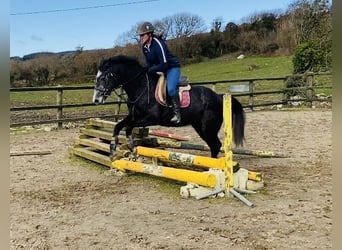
283,77,289,108
56,86,63,129
248,80,254,111
306,73,313,108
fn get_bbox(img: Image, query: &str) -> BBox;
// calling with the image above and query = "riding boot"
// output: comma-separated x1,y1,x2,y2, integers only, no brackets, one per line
170,94,181,124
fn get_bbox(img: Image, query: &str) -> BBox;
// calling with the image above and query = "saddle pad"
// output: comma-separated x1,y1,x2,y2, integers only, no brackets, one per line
180,90,190,108
155,78,190,108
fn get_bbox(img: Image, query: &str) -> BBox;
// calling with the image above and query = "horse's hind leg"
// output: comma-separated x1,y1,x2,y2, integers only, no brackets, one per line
192,123,222,158
206,135,222,158
125,125,135,152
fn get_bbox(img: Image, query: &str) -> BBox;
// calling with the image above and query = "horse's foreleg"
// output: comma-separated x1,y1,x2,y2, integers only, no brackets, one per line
110,116,131,160
109,137,119,160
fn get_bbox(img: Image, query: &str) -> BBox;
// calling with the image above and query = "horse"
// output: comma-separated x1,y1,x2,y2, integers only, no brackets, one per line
92,55,245,159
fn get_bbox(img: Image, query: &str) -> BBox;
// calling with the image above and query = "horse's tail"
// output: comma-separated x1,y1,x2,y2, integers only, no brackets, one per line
232,96,245,147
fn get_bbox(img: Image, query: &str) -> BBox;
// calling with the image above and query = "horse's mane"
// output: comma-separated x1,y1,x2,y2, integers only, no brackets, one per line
99,55,142,71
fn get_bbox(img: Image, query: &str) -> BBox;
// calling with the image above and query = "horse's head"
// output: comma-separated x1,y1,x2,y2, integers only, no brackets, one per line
93,58,120,104
93,55,143,104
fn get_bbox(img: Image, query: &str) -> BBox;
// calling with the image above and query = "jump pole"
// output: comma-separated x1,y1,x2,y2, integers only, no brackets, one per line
135,146,262,182
153,139,287,158
113,159,217,188
135,146,226,170
148,129,190,141
111,94,261,203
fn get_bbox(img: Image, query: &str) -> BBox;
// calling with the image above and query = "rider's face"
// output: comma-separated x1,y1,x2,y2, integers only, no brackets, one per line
139,33,150,45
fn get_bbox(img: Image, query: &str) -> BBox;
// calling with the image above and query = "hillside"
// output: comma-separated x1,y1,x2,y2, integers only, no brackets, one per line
182,54,293,82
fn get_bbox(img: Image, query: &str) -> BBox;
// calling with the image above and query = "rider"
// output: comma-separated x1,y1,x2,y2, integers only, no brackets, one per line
137,21,181,124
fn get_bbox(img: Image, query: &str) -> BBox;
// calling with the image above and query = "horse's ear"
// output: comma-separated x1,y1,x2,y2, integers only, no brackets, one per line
99,56,112,70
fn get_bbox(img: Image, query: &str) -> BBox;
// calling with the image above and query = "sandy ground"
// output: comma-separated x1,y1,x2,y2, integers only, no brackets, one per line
10,110,332,250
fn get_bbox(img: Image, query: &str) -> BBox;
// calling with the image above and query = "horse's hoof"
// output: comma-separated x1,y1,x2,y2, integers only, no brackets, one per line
109,153,119,162
132,147,137,155
127,143,135,152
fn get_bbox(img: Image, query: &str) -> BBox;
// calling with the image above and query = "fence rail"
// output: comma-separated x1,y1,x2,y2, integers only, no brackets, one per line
10,72,332,128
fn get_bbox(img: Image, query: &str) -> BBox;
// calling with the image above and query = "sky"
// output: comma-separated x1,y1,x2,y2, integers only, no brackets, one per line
10,0,298,58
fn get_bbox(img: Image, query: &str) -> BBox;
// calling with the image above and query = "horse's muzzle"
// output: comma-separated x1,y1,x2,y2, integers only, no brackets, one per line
92,90,106,104
93,99,102,105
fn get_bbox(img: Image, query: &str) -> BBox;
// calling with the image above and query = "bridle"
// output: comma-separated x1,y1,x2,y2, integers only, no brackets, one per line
94,72,120,98
97,69,150,104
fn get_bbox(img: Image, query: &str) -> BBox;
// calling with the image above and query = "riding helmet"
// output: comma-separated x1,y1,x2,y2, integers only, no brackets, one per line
137,22,155,35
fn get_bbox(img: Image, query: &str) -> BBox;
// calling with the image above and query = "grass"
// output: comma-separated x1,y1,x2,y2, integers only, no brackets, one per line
10,89,111,106
183,54,294,105
182,54,294,82
10,55,293,105
10,55,332,113
10,88,121,114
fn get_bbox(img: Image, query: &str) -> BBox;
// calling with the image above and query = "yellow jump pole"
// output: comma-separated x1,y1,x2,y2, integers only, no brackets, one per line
113,159,217,188
223,94,234,193
136,146,226,170
137,145,260,182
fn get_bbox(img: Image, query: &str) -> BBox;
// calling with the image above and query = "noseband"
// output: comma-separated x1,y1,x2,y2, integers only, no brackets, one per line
96,69,149,104
95,72,120,97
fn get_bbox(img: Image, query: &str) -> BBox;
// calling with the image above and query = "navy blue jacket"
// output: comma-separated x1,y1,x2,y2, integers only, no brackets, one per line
142,37,180,74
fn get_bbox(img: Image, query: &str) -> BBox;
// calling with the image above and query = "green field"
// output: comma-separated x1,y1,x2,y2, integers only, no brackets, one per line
10,55,293,105
10,55,332,113
182,54,294,82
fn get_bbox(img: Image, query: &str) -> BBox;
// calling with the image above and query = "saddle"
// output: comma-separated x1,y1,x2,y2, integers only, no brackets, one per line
155,72,191,108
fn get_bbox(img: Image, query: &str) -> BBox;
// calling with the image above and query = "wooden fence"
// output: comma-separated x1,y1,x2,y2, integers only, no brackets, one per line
10,72,332,128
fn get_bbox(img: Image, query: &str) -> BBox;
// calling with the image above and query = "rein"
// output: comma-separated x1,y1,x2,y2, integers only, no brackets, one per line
113,71,150,104
116,71,150,121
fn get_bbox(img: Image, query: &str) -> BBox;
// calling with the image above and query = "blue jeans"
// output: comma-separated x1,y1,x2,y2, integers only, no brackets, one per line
166,67,181,97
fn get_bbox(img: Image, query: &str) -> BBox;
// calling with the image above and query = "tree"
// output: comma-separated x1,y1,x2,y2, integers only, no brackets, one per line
223,22,240,53
288,0,331,45
114,24,141,46
34,66,50,86
167,12,206,39
289,0,332,72
292,38,331,73
275,14,297,53
208,17,224,57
